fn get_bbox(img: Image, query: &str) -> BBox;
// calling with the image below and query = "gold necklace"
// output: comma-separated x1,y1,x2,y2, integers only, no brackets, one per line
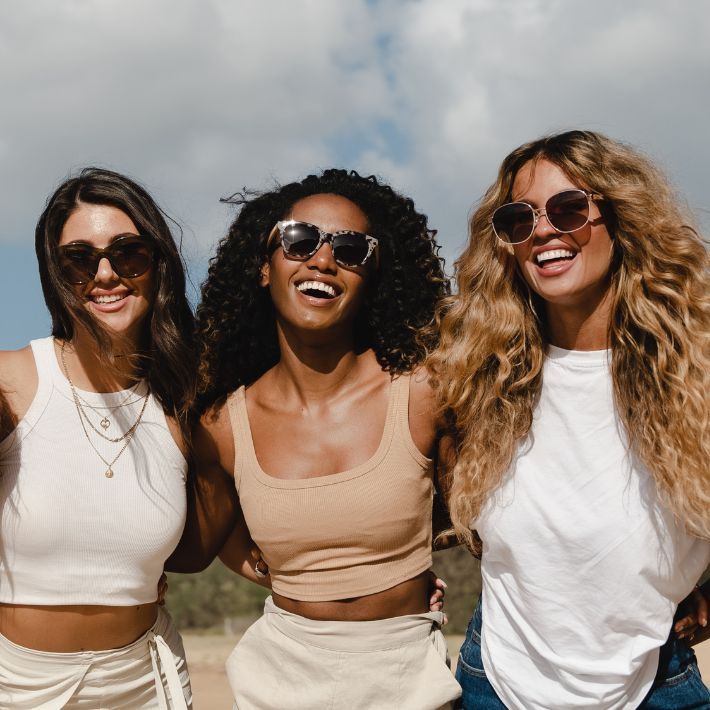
61,341,149,478
73,383,142,431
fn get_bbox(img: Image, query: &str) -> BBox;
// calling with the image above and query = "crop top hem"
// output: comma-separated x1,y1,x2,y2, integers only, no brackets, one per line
270,556,433,602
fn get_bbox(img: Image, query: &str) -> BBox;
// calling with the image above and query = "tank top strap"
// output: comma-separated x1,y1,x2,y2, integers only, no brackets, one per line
226,386,252,490
389,372,410,427
30,336,62,383
390,373,433,467
25,338,56,422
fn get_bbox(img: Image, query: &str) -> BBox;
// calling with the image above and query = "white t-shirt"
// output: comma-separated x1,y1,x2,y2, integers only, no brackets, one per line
475,346,710,710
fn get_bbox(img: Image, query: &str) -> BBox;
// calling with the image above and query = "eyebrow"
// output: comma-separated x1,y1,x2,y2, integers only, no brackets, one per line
61,232,142,247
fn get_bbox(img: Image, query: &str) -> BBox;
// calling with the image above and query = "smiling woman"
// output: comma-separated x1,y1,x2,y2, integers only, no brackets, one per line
167,168,461,708
430,130,710,709
0,168,195,708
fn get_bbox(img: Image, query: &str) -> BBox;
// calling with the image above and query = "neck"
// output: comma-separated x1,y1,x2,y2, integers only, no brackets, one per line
60,327,142,392
545,288,612,351
271,323,371,405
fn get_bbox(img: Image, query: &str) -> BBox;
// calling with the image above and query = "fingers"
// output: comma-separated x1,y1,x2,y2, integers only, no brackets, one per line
674,586,708,639
428,570,448,612
674,614,698,639
693,587,708,627
434,576,448,591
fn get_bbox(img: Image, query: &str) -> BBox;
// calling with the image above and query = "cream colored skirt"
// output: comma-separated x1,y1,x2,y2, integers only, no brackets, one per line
226,596,461,710
0,606,191,710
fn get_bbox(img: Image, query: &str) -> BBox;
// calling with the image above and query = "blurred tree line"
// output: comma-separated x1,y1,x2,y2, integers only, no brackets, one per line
166,545,480,635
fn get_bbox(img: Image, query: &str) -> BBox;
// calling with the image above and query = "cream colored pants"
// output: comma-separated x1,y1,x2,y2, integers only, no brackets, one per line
226,596,461,710
0,606,191,710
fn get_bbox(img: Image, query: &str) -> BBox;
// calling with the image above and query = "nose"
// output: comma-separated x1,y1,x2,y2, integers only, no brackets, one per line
531,208,556,240
306,241,338,272
93,256,118,283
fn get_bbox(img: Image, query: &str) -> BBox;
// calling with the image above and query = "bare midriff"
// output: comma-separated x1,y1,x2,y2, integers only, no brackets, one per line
272,571,431,621
0,602,158,652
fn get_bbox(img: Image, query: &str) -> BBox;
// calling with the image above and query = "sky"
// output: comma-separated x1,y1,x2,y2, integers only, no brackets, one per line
1,0,708,349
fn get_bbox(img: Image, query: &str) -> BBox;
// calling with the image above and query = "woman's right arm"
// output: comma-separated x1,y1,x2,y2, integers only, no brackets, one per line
165,405,243,573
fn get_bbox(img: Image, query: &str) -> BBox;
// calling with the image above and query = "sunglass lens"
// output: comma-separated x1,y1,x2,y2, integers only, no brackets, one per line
492,203,535,244
111,241,153,278
281,223,321,259
546,190,589,232
332,233,369,267
60,248,95,284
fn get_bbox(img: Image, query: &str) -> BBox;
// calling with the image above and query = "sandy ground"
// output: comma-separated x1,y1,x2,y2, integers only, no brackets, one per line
183,633,710,709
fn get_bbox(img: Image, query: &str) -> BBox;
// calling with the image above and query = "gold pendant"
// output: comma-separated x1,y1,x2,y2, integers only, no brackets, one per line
105,468,114,478
100,417,110,429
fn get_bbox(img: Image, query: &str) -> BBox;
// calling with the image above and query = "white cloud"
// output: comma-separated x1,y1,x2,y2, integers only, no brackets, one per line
0,0,708,279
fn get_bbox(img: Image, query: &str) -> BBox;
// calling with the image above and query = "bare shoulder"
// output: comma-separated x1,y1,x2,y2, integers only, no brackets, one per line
0,345,38,419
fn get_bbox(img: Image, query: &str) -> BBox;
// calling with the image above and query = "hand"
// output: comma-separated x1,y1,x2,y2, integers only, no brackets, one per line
428,570,448,625
674,585,708,644
250,546,269,580
157,572,168,606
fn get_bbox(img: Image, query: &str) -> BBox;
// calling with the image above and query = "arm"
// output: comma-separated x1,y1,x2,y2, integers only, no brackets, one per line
407,368,459,551
432,431,460,551
675,580,710,646
165,405,243,573
218,515,272,589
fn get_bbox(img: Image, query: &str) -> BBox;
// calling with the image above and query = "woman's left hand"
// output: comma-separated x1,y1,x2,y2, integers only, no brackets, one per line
428,571,447,623
674,584,708,645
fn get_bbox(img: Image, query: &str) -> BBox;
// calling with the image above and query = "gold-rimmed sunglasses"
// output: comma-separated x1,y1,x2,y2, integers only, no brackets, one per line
491,189,603,245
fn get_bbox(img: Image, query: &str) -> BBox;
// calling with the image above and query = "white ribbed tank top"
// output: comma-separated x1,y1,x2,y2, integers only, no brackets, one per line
0,337,187,605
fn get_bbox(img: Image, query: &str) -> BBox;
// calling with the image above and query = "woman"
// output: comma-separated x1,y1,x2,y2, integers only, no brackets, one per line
430,130,710,708
172,168,461,708
0,168,195,708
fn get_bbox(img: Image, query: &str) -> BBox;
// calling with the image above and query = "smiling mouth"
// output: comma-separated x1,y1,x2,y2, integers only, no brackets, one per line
91,293,129,304
296,281,338,300
535,249,576,268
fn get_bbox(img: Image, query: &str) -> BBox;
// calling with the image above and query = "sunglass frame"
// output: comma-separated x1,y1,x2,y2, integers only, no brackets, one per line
58,235,155,284
491,189,603,245
269,220,379,267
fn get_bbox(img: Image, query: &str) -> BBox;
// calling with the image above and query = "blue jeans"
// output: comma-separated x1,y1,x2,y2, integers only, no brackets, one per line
455,598,710,709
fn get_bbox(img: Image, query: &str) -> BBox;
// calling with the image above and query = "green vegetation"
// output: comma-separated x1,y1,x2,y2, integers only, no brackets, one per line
166,546,481,635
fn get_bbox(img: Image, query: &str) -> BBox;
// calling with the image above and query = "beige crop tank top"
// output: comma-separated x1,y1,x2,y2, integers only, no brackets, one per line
227,374,433,602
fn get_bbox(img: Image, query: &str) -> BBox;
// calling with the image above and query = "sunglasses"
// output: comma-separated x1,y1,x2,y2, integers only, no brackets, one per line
491,189,603,245
269,220,378,268
58,235,155,284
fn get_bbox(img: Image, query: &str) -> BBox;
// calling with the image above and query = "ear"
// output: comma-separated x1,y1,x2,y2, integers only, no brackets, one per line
259,261,270,287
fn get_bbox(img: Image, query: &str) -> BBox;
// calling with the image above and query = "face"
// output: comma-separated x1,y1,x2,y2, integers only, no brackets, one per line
58,202,155,344
260,193,372,337
510,159,613,314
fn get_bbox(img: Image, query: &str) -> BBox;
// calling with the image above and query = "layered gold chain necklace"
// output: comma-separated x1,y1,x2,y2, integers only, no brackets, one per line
73,383,142,436
60,341,149,478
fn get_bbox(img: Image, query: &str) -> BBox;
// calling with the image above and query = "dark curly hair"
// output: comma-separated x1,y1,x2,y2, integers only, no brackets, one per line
195,168,448,411
35,167,196,428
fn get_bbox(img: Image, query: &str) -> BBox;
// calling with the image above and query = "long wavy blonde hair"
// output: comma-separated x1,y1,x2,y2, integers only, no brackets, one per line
429,130,710,552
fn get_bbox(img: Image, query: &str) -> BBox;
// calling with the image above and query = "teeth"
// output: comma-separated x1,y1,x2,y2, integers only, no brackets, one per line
536,249,575,265
93,294,126,303
296,281,337,298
